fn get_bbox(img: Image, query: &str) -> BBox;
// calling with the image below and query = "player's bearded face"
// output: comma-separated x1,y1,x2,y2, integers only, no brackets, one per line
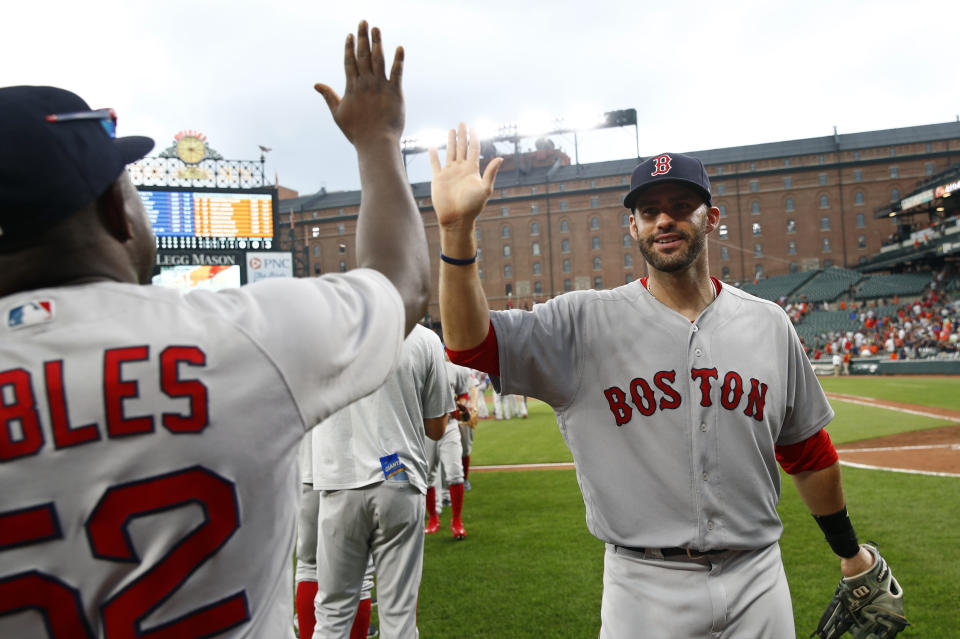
635,204,708,273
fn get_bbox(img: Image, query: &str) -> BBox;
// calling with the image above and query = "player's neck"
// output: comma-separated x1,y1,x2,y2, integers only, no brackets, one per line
646,267,716,322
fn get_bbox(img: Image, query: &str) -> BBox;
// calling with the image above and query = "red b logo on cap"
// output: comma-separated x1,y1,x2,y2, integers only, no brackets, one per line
651,154,672,176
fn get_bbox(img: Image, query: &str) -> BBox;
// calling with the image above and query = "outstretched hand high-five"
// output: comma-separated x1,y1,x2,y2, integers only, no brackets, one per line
315,20,405,148
430,123,503,233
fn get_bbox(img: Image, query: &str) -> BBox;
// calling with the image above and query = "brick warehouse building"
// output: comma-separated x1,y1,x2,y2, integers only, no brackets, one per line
278,121,960,320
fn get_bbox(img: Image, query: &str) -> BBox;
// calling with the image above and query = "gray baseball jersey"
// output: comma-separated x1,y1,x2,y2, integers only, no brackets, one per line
490,280,833,551
311,323,453,495
0,269,403,638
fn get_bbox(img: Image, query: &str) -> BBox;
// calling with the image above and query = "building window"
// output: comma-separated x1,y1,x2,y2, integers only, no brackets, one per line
789,261,799,273
620,176,627,185
477,248,483,261
716,183,725,195
531,221,539,235
532,242,540,256
530,186,537,194
533,262,542,275
755,264,764,278
720,246,729,260
718,224,728,239
559,184,566,191
749,180,758,193
754,244,763,257
749,162,756,171
590,179,597,188
890,166,899,178
531,204,539,214
475,228,482,242
718,203,727,217
561,239,570,253
623,234,632,248
890,188,900,202
339,261,346,272
853,170,862,182
856,213,865,228
752,222,762,236
560,219,569,232
784,159,791,167
564,278,572,291
501,189,508,197
857,235,867,249
926,162,935,175
784,177,792,188
822,237,831,253
312,245,320,257
787,240,797,255
855,191,864,205
819,194,829,208
560,200,569,211
504,264,512,278
818,155,825,164
337,223,346,234
820,216,831,231
625,273,633,283
624,254,633,268
592,236,600,250
622,213,630,226
818,173,828,186
505,283,512,296
594,276,603,289
590,216,600,230
478,267,484,279
313,264,322,275
593,257,601,270
751,201,760,214
785,198,795,212
889,146,896,157
716,166,723,175
786,219,796,234
721,266,731,279
503,245,511,257
853,152,860,160
925,143,933,152
590,196,600,208
501,206,509,217
534,281,542,295
562,259,571,273
824,259,833,267
502,225,510,238
312,226,320,238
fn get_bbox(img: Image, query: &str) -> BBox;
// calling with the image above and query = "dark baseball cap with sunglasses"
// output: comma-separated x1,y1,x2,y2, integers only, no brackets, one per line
0,85,154,249
622,152,712,211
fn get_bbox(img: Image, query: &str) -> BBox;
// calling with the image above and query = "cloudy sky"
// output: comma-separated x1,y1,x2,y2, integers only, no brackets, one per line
5,0,959,196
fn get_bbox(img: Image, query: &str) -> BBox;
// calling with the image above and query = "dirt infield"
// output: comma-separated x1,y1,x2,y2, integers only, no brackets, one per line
827,393,960,477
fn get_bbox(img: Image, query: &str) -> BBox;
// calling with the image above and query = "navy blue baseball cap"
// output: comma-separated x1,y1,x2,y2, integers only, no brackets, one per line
0,86,154,246
623,152,712,210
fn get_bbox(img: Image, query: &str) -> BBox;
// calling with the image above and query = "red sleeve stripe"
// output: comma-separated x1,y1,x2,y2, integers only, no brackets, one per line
775,429,839,474
445,320,500,377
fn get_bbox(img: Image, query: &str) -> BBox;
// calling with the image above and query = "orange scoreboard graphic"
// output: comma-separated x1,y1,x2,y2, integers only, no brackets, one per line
140,190,274,239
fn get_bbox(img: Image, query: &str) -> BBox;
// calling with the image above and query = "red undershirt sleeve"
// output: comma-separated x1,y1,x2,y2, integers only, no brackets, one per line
775,428,839,474
445,320,500,377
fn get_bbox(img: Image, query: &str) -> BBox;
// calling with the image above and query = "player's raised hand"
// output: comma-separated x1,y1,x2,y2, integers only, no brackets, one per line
430,123,503,230
315,21,405,148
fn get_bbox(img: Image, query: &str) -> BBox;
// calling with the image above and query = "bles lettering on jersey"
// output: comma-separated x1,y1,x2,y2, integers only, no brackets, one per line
0,345,209,461
602,367,768,427
379,453,409,482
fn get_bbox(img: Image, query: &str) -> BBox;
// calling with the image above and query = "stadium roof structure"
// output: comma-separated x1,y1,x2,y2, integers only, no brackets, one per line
281,120,960,215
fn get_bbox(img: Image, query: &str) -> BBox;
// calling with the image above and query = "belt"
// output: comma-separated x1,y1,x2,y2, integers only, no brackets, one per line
616,545,729,559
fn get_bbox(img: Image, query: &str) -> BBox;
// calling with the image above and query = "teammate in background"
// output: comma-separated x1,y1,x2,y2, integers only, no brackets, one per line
308,323,451,638
0,21,429,638
459,371,481,491
424,360,475,538
295,438,380,639
431,125,887,637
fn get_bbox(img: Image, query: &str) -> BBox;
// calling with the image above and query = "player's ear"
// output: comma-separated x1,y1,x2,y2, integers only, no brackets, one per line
704,205,720,234
628,211,640,241
96,179,134,242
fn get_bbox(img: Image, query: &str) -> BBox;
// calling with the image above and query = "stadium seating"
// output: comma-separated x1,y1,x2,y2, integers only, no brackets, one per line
739,270,819,302
854,272,932,300
793,305,899,344
788,267,864,303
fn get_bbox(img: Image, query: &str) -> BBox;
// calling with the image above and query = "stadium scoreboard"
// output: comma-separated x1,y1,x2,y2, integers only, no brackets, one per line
139,187,278,251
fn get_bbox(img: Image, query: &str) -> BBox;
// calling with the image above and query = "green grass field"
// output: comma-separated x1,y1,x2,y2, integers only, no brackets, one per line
411,379,960,638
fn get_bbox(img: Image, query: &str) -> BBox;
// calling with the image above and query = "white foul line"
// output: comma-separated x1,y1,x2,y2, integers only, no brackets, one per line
826,394,960,421
839,460,960,478
838,443,957,453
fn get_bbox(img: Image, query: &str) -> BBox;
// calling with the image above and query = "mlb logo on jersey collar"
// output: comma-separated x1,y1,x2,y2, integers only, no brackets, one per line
622,151,712,210
7,299,55,328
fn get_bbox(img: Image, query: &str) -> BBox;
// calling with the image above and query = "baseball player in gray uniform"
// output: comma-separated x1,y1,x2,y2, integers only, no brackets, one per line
430,125,889,638
308,323,452,638
0,22,430,638
424,360,475,538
